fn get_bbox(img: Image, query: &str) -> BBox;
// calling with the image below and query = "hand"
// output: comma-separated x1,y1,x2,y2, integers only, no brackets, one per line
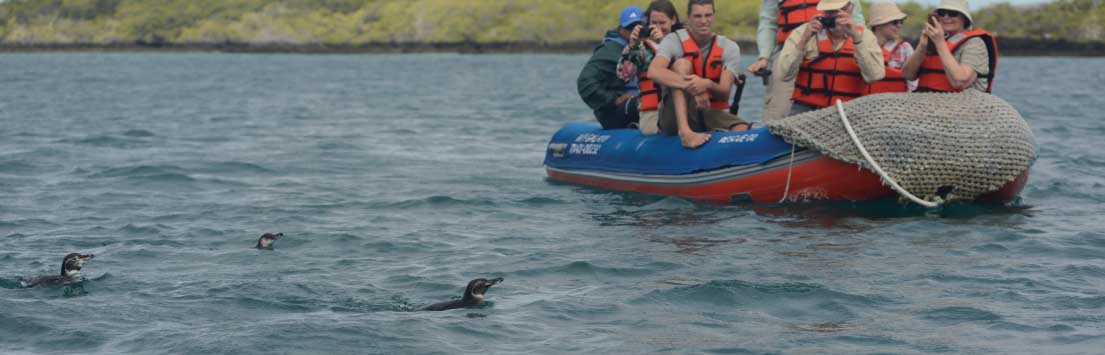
836,16,858,39
746,58,769,74
923,16,944,42
614,93,634,106
649,25,664,42
629,25,643,46
806,17,824,37
683,75,709,96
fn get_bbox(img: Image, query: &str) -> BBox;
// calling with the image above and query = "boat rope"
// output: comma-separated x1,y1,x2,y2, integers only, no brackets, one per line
835,100,941,208
777,143,796,203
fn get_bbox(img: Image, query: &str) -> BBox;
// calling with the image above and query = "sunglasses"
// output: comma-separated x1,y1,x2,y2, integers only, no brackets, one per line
889,19,904,25
934,9,962,18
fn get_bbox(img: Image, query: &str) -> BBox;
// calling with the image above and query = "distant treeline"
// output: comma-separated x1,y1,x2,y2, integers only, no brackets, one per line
1,0,1102,54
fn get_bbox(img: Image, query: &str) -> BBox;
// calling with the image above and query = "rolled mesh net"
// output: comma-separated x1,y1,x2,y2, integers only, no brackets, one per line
765,91,1036,202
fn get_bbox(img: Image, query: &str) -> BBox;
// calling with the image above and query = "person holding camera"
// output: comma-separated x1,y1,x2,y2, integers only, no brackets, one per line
577,6,648,129
748,0,865,122
776,0,885,115
647,0,750,149
616,0,681,135
901,0,997,93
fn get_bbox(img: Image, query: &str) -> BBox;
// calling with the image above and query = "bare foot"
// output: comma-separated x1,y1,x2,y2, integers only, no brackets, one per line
679,131,711,149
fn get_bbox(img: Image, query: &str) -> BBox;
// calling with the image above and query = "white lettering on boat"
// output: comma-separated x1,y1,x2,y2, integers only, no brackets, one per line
574,133,611,143
569,143,602,155
718,134,759,144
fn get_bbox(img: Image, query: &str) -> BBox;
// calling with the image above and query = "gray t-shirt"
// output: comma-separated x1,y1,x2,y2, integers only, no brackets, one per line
656,30,742,76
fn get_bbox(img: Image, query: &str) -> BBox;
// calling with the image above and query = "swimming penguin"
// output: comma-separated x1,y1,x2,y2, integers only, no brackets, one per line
22,253,95,288
420,277,504,311
255,232,283,250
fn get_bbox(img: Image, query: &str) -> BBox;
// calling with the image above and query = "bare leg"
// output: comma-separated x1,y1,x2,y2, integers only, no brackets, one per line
672,58,710,149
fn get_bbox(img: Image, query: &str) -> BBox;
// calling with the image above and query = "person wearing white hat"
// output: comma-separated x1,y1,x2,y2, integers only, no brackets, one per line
776,0,886,115
747,0,865,121
901,0,998,93
868,1,917,91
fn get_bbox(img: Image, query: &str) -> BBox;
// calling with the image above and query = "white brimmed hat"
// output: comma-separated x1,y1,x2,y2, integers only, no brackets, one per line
869,2,908,27
816,0,851,11
935,0,973,27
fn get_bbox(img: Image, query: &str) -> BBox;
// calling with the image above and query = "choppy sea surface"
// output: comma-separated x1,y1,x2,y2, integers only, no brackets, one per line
1,53,1104,354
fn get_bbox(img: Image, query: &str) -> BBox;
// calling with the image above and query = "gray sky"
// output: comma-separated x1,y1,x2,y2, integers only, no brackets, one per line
908,0,1054,8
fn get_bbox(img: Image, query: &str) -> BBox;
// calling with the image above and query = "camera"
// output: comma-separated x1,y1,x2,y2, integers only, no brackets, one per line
638,24,652,39
817,16,836,29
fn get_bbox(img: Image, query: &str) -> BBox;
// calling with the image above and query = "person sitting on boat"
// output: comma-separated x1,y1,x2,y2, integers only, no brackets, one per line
577,6,647,130
616,0,682,135
747,0,866,122
777,0,886,115
902,0,997,93
647,0,751,149
869,1,916,91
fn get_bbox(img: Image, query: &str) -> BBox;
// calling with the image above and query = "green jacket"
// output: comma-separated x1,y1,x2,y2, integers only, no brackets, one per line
577,29,628,114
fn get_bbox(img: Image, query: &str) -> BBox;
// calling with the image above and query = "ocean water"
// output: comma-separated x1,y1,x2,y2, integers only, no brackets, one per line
1,53,1104,355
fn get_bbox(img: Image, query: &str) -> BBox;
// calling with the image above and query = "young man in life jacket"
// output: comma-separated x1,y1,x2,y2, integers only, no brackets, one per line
577,6,647,129
901,0,997,93
647,0,750,149
747,0,865,122
776,0,886,115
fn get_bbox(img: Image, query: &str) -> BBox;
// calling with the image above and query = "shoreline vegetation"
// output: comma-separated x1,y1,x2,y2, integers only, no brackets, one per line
2,0,1103,56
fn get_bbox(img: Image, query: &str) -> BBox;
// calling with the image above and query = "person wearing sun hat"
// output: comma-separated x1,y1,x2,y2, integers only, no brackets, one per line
749,0,866,121
577,5,648,129
776,0,886,115
902,0,998,93
868,1,916,91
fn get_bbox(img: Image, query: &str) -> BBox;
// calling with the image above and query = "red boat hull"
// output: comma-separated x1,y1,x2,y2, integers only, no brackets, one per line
547,155,1027,205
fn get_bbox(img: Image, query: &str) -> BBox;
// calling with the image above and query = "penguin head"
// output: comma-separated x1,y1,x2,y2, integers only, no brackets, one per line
61,253,94,278
464,277,504,301
256,233,283,249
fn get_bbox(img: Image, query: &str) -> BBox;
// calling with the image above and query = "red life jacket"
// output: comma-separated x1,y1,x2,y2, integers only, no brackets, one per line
638,40,662,112
777,0,822,45
792,27,869,108
916,29,998,93
865,42,909,95
678,29,730,111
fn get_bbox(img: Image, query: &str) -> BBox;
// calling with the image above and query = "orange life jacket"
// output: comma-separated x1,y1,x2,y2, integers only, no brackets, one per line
638,40,662,112
678,29,729,111
916,29,998,93
777,0,822,45
792,28,869,108
865,43,909,95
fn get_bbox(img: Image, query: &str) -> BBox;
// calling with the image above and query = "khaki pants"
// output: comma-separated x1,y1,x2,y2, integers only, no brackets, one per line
638,110,660,135
657,91,746,135
762,51,796,123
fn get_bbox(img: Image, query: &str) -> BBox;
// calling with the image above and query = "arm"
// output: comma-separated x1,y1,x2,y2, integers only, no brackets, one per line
932,38,976,89
777,24,816,81
709,39,743,98
755,0,779,59
944,38,987,90
901,33,929,80
852,28,886,83
647,34,691,91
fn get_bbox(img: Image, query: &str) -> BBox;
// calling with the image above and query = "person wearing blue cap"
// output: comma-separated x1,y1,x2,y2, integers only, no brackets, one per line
576,5,648,129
